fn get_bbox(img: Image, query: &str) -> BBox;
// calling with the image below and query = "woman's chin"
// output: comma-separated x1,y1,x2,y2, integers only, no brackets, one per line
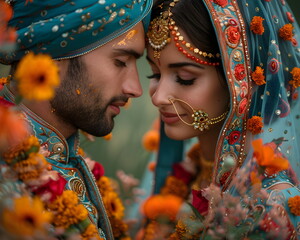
164,127,196,141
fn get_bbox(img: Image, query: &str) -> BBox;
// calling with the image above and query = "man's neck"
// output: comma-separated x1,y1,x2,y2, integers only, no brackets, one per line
8,85,76,139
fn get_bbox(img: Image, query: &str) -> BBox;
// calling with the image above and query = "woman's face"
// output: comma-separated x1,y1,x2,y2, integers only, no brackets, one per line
147,29,230,140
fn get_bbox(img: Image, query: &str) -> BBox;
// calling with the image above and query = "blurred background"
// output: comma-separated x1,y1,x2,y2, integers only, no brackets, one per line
0,0,300,216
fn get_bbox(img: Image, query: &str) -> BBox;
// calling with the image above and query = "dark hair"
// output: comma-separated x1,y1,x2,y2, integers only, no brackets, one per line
151,0,220,58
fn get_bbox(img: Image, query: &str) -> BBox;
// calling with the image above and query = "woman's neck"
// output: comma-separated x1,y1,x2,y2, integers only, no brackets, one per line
197,122,223,162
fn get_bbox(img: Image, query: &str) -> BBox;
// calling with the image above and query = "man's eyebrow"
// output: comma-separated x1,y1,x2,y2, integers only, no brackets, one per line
168,62,205,69
113,48,143,59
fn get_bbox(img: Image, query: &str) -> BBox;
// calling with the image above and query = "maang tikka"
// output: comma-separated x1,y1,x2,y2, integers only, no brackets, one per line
147,0,220,65
169,98,228,131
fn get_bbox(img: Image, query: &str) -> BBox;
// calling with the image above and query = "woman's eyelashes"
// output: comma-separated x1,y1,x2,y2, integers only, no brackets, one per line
147,73,196,86
176,76,196,86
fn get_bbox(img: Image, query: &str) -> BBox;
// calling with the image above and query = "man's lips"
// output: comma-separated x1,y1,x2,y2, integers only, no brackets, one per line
109,101,127,114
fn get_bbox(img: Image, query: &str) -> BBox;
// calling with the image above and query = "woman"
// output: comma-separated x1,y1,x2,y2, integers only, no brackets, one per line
141,0,300,239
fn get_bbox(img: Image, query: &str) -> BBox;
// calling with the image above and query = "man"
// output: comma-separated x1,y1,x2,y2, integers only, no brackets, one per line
0,0,152,239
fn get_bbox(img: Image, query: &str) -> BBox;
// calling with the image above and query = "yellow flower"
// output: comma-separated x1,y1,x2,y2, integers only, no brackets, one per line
288,196,300,216
81,224,104,240
47,190,88,228
142,130,160,152
13,152,48,182
109,217,129,239
289,67,300,88
15,53,60,100
97,176,114,195
161,175,188,199
2,195,52,236
3,135,40,163
102,191,125,220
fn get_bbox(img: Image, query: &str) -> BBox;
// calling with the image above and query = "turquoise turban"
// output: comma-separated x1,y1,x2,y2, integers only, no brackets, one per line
0,0,152,64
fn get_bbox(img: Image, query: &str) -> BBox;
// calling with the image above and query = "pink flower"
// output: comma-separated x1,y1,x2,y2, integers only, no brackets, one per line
192,189,209,216
234,64,246,80
173,163,193,185
286,12,295,23
32,173,67,202
92,162,105,180
227,26,240,44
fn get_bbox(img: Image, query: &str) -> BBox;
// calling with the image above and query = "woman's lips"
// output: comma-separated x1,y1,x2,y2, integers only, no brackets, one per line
160,111,184,124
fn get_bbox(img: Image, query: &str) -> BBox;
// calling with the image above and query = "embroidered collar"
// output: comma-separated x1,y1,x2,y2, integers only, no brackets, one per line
3,86,79,164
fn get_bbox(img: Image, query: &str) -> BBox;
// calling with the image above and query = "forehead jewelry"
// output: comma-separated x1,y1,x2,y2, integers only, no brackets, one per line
147,0,220,65
169,98,228,131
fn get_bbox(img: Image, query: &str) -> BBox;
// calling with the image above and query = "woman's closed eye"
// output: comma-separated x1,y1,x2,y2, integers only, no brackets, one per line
176,76,196,86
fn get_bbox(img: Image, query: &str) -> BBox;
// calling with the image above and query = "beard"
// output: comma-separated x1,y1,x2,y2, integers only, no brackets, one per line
50,57,114,137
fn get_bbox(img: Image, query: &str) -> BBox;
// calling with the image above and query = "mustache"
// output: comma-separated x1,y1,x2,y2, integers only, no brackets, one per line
105,95,129,108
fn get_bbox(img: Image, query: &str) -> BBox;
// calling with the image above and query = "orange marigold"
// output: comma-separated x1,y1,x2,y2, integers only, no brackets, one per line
289,67,300,88
288,196,300,216
47,190,88,229
250,16,265,35
250,170,261,186
252,139,289,175
2,195,52,236
247,116,263,135
142,194,183,221
81,224,104,240
279,23,294,41
142,130,160,152
251,66,266,85
15,53,60,101
0,106,28,154
161,175,189,199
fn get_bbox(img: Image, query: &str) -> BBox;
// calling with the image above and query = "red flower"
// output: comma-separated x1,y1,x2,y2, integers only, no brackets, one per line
227,26,240,44
227,131,241,145
33,174,67,201
192,189,209,216
92,162,105,180
212,0,228,7
173,163,193,185
234,64,246,80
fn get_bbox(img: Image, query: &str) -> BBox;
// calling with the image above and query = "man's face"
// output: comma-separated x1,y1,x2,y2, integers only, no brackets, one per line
51,23,145,137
